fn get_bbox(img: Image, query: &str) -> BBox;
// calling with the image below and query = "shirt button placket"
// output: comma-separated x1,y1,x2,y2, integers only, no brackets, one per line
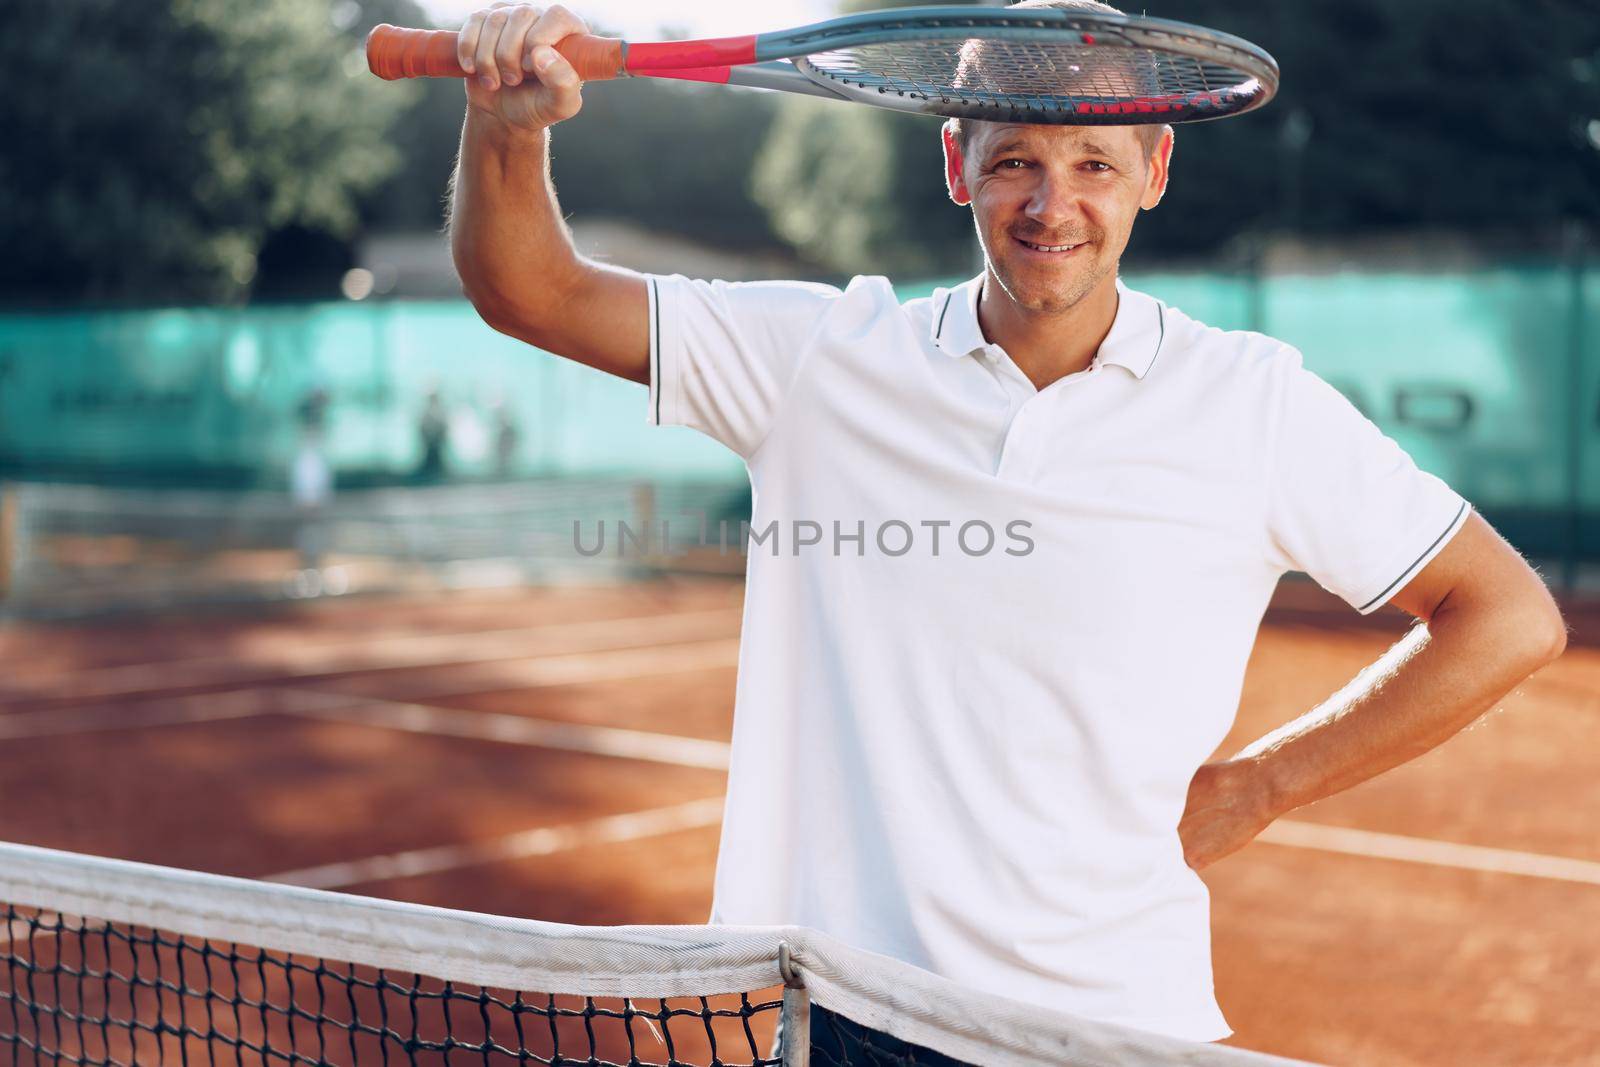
998,397,1041,481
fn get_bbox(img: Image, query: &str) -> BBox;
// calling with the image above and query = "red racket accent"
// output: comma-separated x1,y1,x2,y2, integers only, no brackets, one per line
624,36,759,74
1073,89,1234,115
366,25,626,82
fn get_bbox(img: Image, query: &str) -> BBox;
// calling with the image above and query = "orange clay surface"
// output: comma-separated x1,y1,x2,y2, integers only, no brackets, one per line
2,576,1597,1065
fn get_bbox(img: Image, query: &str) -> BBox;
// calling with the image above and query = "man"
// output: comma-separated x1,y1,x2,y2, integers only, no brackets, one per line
415,387,450,482
289,385,334,579
447,0,1567,1046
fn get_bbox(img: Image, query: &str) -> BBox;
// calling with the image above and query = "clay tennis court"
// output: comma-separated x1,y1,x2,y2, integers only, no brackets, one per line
2,575,1596,1065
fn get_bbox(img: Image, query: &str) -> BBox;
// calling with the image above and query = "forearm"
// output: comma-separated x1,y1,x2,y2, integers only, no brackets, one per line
1239,601,1564,816
447,109,649,381
449,112,580,333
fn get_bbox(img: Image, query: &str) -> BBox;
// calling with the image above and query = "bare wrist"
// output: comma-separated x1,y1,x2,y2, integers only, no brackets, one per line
1247,752,1302,819
467,108,550,150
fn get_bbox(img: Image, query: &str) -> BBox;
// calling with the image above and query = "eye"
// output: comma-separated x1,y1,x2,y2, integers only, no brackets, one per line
1083,160,1113,173
994,158,1030,171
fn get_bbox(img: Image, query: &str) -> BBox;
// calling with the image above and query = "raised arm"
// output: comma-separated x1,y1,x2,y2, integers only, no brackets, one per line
448,4,649,384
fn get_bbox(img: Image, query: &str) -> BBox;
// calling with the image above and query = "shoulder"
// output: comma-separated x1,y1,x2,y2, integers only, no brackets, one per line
651,273,843,306
786,274,902,340
770,273,903,338
654,273,894,320
839,273,901,316
1145,292,1303,381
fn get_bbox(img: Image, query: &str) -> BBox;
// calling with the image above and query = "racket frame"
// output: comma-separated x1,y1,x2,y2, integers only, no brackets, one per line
631,6,1278,125
370,4,1279,124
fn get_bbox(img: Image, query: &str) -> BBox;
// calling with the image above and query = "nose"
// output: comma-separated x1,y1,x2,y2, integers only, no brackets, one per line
1024,170,1080,231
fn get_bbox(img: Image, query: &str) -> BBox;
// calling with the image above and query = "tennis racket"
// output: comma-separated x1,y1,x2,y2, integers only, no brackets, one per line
367,5,1278,125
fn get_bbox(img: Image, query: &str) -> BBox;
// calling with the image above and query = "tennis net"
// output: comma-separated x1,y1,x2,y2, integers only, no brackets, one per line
0,842,1314,1066
0,478,749,618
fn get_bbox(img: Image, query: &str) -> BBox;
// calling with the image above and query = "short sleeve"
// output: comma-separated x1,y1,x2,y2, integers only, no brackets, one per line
647,273,842,458
1265,350,1472,615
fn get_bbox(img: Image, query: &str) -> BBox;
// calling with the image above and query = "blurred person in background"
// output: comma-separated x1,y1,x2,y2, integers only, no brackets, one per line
289,385,335,592
444,0,1568,1052
489,392,522,478
415,386,451,482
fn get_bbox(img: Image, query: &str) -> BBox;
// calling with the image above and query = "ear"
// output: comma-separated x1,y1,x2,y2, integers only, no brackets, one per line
1140,128,1174,211
942,122,972,207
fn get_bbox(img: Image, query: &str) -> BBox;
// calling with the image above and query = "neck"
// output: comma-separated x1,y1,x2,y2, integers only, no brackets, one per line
976,271,1120,391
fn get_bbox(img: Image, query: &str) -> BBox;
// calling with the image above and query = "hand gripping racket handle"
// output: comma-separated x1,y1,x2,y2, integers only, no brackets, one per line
366,25,625,82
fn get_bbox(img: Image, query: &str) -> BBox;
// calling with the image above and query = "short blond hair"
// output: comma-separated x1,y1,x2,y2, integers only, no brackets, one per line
946,0,1173,160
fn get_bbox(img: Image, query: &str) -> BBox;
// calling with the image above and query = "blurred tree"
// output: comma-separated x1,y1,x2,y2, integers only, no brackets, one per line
1144,0,1600,255
0,0,413,305
752,0,978,278
751,0,1600,274
342,0,468,233
754,103,974,277
552,79,786,252
356,10,787,255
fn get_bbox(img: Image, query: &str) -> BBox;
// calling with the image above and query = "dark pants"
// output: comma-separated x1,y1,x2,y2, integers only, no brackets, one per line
774,1003,973,1066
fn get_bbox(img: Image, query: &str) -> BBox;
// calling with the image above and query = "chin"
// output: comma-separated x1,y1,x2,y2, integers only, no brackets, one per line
995,261,1096,313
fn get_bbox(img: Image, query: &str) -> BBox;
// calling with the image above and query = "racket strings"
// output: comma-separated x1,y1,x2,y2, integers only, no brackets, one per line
804,38,1261,119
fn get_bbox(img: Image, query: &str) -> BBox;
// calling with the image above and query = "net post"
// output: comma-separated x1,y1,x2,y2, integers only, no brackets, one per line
0,482,15,603
778,941,810,1067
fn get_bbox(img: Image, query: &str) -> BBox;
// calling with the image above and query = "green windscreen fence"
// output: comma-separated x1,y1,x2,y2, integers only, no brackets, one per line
1,265,1595,555
0,301,744,485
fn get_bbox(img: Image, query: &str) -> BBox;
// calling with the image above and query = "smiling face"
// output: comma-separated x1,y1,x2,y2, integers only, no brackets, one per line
944,122,1172,314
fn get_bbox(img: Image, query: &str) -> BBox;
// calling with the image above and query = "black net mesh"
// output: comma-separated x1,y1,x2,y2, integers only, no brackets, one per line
1,907,784,1067
0,841,1307,1067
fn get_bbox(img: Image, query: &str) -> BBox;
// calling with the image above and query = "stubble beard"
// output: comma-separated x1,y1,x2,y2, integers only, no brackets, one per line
982,227,1110,315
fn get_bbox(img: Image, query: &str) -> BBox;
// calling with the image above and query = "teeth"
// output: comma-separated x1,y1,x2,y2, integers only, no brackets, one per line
1022,240,1078,252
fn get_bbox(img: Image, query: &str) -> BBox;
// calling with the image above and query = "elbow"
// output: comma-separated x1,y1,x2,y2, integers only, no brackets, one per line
1507,594,1568,667
1536,609,1569,664
460,281,515,335
453,245,582,348
1435,580,1568,668
450,234,518,333
456,267,542,344
451,243,503,326
1521,576,1569,664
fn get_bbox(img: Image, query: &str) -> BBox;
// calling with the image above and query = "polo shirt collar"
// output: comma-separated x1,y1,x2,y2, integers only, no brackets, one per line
928,274,1166,380
928,274,988,362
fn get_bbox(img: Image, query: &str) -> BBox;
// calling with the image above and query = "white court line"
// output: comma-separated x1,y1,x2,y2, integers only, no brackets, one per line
287,696,732,771
0,684,732,772
0,691,287,740
1,915,36,949
334,637,743,698
14,680,1598,893
1259,819,1600,887
264,797,726,890
0,639,739,742
5,608,743,703
0,915,110,951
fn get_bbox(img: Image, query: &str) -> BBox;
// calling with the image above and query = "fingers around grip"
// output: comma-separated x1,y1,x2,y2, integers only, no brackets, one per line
495,4,542,85
456,1,599,103
472,6,516,89
456,9,488,74
524,5,590,67
529,46,583,120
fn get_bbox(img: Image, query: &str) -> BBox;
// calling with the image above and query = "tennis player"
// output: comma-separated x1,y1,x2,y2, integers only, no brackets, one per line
448,0,1568,1050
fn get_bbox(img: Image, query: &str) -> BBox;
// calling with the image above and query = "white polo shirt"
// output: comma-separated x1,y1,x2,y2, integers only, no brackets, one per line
644,271,1470,1040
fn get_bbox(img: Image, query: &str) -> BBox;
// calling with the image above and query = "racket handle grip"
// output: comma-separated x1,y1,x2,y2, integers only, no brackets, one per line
366,25,625,83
